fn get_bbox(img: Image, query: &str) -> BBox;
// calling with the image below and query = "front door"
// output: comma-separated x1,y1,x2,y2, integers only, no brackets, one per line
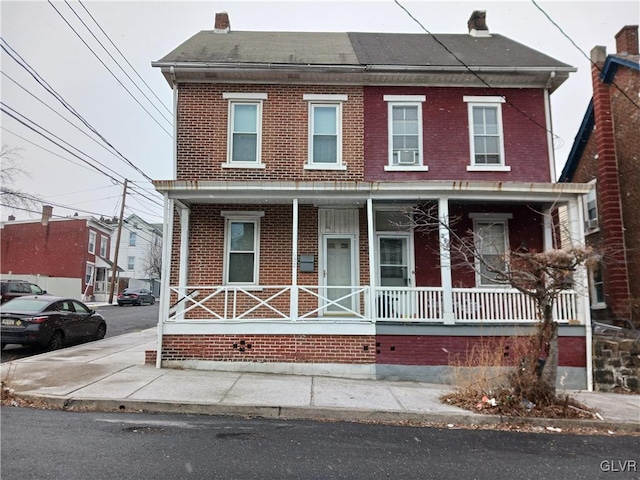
378,236,413,318
323,236,356,314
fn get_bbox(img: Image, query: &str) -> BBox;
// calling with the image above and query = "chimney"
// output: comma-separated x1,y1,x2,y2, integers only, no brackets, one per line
8,215,15,221
41,205,53,226
214,12,230,33
615,25,639,56
468,10,490,37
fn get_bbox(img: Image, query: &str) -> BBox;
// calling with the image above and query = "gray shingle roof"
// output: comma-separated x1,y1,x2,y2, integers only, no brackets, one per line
156,30,571,70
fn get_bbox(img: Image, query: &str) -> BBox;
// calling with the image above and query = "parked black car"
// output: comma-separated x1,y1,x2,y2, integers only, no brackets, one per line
117,288,155,306
1,279,47,304
0,296,106,350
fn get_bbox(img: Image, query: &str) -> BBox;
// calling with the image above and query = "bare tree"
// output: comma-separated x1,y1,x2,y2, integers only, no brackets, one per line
410,203,594,401
0,145,40,211
141,239,162,280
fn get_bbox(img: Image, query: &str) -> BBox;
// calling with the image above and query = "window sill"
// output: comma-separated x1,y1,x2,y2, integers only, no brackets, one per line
467,165,511,172
591,303,607,310
304,164,347,171
384,165,428,172
585,227,601,236
223,285,264,292
222,162,266,169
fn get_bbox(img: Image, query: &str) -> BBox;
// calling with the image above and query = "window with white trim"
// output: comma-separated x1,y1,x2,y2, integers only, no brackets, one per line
100,237,107,257
589,259,606,309
127,256,135,271
85,263,95,285
129,231,137,246
222,211,264,285
88,231,96,254
303,94,346,170
464,96,509,171
471,213,511,286
583,184,599,233
223,93,267,167
384,95,426,171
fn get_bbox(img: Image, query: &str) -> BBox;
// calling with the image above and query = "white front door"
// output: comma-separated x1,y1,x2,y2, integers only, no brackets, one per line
377,235,413,318
323,235,356,314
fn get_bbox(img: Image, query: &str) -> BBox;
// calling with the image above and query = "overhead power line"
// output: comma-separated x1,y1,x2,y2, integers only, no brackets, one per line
393,0,564,146
77,0,172,116
1,37,158,184
530,0,640,111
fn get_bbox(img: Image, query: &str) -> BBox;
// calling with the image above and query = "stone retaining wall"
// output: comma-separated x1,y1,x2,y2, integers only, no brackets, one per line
593,337,640,392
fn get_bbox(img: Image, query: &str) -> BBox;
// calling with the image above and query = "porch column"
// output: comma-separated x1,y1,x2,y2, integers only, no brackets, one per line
542,207,554,251
367,198,376,321
177,203,190,320
568,196,593,391
290,199,299,321
439,198,455,324
156,195,175,368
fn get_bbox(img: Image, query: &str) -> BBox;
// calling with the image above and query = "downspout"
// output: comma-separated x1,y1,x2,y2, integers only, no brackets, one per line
171,66,178,179
156,195,174,368
544,72,557,181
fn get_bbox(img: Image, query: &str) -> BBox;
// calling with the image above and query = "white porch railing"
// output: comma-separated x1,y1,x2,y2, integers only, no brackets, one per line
166,285,580,324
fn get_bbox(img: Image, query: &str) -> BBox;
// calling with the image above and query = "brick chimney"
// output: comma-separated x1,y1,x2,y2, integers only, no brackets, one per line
214,12,230,33
468,11,490,37
8,215,15,221
590,41,632,320
615,25,639,55
41,205,53,226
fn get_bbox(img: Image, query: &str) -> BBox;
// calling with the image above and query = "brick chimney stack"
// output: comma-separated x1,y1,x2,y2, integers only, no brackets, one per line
41,205,53,226
468,11,489,37
615,25,639,55
214,12,230,33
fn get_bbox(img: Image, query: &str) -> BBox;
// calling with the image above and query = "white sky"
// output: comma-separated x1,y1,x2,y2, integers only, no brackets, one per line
1,0,638,223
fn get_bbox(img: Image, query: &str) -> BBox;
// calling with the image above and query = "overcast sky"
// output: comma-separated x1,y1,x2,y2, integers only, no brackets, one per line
1,0,638,223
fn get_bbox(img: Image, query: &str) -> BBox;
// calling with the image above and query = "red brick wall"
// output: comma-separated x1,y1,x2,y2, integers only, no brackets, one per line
375,335,586,367
160,334,376,363
0,219,107,293
363,86,551,182
176,83,364,181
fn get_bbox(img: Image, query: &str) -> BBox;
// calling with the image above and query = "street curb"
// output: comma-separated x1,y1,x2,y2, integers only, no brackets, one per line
14,393,640,433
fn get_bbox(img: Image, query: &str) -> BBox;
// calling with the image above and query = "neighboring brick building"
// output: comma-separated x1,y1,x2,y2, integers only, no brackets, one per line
150,11,594,388
0,206,115,301
560,25,640,328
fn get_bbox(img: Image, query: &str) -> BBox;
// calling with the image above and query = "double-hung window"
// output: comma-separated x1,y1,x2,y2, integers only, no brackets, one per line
470,213,512,286
88,231,96,254
303,94,346,170
85,263,95,285
129,232,137,246
222,211,264,285
464,96,509,171
223,93,267,168
384,95,427,171
589,258,606,309
100,237,107,257
127,256,135,271
583,183,599,233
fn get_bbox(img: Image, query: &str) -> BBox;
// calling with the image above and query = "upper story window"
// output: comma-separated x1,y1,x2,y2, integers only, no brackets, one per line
470,213,512,287
129,232,137,247
222,211,264,285
303,94,347,170
583,183,599,233
384,95,427,171
464,96,510,172
127,256,135,271
222,93,267,169
100,237,107,257
88,231,96,254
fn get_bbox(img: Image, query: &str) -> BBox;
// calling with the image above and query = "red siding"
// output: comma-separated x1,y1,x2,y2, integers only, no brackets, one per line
364,86,551,182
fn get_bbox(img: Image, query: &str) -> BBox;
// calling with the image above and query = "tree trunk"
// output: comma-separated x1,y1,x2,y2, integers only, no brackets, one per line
540,321,558,398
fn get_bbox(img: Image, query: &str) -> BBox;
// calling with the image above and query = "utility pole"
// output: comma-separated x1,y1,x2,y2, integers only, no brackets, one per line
108,179,128,304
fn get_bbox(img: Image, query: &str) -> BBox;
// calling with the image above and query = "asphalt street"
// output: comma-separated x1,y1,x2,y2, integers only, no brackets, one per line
2,408,639,480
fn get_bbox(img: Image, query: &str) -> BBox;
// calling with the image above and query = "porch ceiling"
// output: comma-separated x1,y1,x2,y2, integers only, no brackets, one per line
153,180,593,207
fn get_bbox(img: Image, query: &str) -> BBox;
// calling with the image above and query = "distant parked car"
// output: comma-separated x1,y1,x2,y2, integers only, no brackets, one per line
0,279,47,304
0,296,106,351
117,288,155,306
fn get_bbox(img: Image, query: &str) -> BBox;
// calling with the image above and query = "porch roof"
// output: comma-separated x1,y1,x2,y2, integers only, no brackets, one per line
153,180,592,206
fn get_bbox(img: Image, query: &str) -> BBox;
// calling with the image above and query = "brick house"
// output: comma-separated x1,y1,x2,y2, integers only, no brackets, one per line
0,206,116,301
151,11,594,388
559,25,640,328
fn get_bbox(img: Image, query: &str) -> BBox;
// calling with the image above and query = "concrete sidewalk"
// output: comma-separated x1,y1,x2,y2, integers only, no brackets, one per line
2,328,638,431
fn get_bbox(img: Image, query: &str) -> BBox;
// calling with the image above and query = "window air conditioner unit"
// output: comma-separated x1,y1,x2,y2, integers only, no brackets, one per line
396,150,417,165
584,218,598,230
